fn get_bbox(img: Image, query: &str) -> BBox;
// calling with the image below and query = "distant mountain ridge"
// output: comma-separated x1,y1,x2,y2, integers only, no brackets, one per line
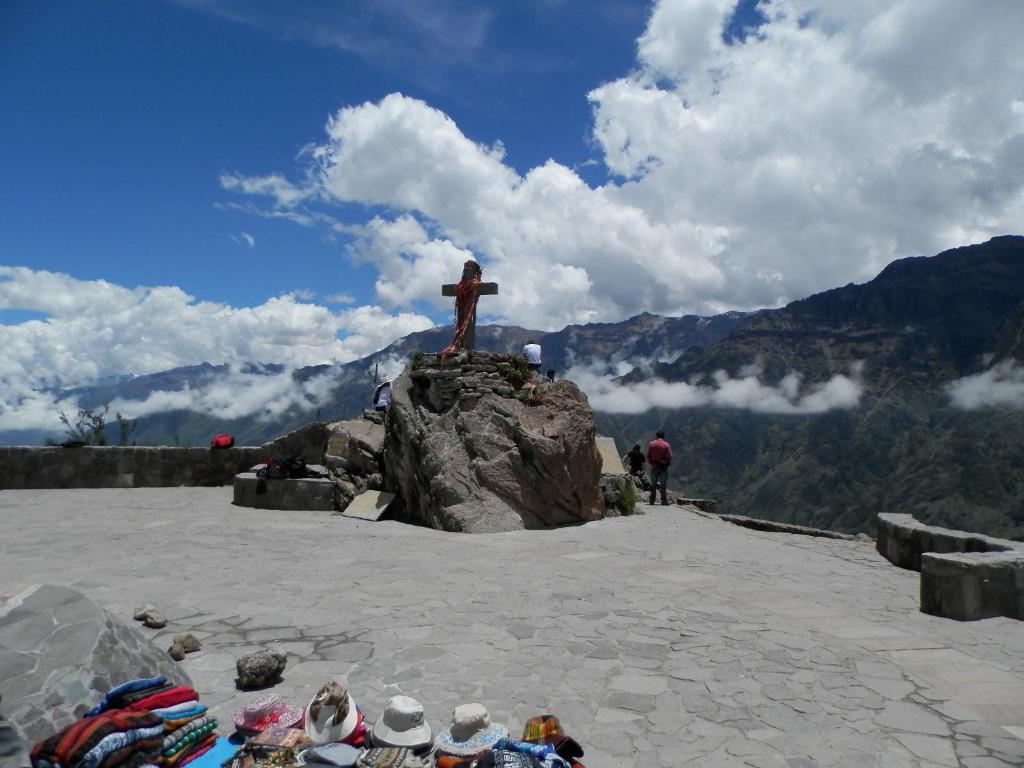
5,236,1023,538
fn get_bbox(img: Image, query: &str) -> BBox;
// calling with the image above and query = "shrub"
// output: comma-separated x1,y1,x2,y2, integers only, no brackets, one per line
58,404,110,446
615,481,636,515
504,353,531,388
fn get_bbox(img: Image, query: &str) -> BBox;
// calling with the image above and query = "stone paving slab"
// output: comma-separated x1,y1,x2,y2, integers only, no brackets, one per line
2,488,1024,768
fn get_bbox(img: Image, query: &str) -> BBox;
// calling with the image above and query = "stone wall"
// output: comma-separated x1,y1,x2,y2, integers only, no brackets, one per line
876,512,1024,621
0,422,329,490
876,512,1015,571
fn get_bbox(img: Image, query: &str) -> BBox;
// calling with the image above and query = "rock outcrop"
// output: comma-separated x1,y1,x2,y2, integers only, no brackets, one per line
384,351,604,532
324,419,386,510
0,585,190,744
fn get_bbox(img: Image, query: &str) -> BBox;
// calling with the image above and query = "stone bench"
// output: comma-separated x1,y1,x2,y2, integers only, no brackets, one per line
876,513,1024,621
233,464,335,511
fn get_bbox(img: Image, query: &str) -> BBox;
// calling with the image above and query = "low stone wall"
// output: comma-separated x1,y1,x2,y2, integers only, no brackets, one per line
876,512,1024,622
0,422,330,490
717,513,858,541
0,445,266,489
876,512,1015,571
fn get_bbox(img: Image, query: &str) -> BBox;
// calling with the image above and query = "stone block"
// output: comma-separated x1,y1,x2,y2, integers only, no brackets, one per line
233,467,335,511
879,512,1024,622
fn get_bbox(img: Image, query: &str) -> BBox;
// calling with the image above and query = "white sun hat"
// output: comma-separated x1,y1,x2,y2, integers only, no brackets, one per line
435,703,507,757
304,682,361,745
369,695,432,751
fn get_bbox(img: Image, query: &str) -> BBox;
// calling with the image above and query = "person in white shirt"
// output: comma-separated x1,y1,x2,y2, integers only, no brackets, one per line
373,380,392,411
522,340,542,372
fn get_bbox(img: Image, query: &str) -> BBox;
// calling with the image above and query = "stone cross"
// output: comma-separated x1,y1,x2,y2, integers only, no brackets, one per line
441,279,498,351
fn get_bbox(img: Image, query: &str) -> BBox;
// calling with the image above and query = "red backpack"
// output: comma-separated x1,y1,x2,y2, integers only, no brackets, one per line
210,433,235,449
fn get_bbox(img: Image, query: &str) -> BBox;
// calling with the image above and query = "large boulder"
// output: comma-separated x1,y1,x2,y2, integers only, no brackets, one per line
384,351,604,532
0,584,190,744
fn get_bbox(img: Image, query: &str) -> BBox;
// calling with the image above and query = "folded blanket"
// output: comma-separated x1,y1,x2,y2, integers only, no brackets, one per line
31,711,163,768
97,737,163,768
160,710,208,734
162,722,218,761
117,685,175,707
150,702,200,719
85,678,168,717
161,718,216,752
170,736,217,768
126,689,198,714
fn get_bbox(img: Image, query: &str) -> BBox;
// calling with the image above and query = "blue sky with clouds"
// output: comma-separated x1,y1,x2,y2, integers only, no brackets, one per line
2,0,664,311
1,0,1021,429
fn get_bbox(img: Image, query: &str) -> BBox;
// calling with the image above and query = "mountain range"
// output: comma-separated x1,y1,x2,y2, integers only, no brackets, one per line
7,236,1023,538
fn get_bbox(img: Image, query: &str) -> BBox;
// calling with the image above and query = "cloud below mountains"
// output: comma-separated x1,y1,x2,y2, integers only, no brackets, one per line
947,360,1024,410
569,361,865,415
224,0,1024,331
0,267,432,430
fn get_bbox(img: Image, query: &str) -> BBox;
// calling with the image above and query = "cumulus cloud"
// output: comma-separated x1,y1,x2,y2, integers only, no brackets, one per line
569,360,865,415
0,267,433,430
109,365,339,422
947,360,1024,409
220,0,1024,329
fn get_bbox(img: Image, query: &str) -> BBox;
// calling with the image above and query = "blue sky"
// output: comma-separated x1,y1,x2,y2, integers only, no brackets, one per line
1,0,1021,428
0,0,774,317
1,0,654,312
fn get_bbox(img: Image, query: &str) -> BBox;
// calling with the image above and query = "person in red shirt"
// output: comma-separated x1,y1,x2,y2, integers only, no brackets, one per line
646,430,673,506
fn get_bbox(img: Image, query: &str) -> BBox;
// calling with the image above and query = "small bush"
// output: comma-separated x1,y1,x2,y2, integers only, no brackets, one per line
504,353,531,388
615,482,636,515
410,350,424,368
59,404,110,446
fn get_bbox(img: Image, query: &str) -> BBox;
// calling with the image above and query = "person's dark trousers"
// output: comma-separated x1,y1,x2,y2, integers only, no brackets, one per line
649,464,669,504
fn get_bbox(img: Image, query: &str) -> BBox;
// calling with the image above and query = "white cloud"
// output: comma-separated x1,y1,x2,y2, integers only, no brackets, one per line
220,173,308,208
232,231,256,248
947,360,1024,410
568,360,864,415
108,365,339,422
325,292,357,304
220,0,1024,329
0,267,433,430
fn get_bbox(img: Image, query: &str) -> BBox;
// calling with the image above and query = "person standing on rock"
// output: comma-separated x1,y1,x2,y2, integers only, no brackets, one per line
523,339,542,373
373,380,392,412
646,431,672,506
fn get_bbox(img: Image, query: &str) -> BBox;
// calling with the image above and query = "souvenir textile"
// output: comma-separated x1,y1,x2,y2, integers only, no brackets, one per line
85,677,168,717
354,748,423,768
296,743,361,768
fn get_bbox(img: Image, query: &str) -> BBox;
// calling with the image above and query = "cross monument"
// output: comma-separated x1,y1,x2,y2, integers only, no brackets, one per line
441,261,498,351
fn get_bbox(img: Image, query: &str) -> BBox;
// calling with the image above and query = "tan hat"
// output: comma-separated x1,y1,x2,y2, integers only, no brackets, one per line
370,696,432,750
435,704,507,756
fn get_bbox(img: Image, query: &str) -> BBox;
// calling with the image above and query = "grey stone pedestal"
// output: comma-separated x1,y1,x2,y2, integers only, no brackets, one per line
232,465,334,511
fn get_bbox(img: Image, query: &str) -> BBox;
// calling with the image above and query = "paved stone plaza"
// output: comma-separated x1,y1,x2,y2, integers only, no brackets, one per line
2,488,1024,768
